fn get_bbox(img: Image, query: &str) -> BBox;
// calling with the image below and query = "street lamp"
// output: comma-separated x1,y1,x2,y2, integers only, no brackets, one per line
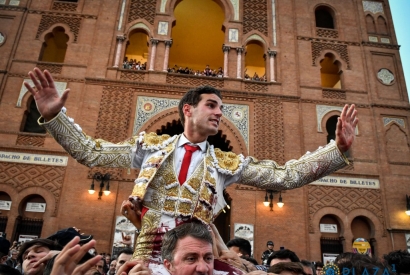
89,172,111,199
406,195,410,216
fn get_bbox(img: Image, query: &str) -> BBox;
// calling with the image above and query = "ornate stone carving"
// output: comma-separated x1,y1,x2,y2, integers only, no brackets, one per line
362,41,400,50
166,74,224,88
16,134,46,147
36,15,81,42
383,117,405,128
316,105,343,133
322,89,346,100
243,0,268,35
254,99,284,163
312,41,350,69
0,162,66,216
307,185,386,235
316,28,338,39
380,38,390,44
18,79,67,107
230,0,239,21
128,0,156,25
52,1,77,12
363,1,384,14
244,82,268,93
36,63,63,74
377,68,394,85
120,71,145,81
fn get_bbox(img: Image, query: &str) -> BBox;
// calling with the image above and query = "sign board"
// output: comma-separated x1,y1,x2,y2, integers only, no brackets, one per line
18,235,38,243
26,202,46,212
0,200,11,210
323,253,338,264
0,151,68,166
320,224,338,233
234,223,254,256
312,176,380,189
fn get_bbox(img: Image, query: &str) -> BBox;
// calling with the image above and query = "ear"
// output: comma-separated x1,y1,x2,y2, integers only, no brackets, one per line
163,259,173,272
182,103,193,118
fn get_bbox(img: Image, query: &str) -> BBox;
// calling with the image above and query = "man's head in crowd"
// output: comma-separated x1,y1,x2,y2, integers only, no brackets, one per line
108,259,117,275
17,239,62,275
315,261,324,275
0,264,22,275
0,237,10,264
384,250,410,275
268,249,300,266
300,260,315,275
226,238,252,257
161,222,214,275
267,241,274,251
335,252,394,275
95,258,105,275
268,262,307,275
115,248,133,273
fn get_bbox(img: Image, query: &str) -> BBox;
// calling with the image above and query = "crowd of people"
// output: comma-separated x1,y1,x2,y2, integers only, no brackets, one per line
122,58,147,70
1,224,410,275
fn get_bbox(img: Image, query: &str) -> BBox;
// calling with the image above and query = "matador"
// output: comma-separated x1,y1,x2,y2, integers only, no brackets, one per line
25,68,358,273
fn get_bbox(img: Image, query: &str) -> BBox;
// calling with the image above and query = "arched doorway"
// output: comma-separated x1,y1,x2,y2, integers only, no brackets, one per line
319,214,344,263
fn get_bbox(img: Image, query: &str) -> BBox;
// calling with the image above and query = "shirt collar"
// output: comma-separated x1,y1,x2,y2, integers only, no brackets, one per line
178,134,207,152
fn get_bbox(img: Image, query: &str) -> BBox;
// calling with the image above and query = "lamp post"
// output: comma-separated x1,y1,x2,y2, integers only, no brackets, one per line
263,190,284,211
89,172,111,199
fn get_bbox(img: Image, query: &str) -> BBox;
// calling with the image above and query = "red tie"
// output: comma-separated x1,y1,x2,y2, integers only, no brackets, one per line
178,144,200,184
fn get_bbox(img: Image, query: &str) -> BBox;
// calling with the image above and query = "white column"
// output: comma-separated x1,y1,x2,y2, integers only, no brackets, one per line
163,40,173,71
222,45,230,78
268,50,277,82
236,47,243,79
149,39,159,71
114,35,125,68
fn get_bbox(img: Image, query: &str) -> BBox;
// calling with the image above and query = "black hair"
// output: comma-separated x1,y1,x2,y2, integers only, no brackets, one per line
267,249,300,266
226,238,252,257
383,250,410,274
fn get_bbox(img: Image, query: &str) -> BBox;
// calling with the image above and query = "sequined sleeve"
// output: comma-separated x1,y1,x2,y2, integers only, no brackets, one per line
238,140,349,190
39,108,135,168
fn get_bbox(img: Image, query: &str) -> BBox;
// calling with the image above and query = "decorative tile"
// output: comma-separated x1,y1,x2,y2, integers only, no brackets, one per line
380,37,390,44
133,96,249,149
363,1,384,14
158,21,168,35
316,105,359,135
383,117,405,128
230,0,239,21
368,36,378,42
17,79,67,107
229,29,238,42
377,68,394,85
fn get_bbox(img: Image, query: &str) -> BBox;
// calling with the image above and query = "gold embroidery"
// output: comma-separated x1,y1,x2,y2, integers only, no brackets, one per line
140,168,155,179
133,210,161,260
178,201,192,215
131,183,148,197
143,132,171,146
214,148,241,172
163,198,177,213
205,171,216,186
187,178,201,191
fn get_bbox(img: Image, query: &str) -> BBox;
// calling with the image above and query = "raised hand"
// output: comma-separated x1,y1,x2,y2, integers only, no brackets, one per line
335,104,358,153
121,199,142,229
24,67,70,121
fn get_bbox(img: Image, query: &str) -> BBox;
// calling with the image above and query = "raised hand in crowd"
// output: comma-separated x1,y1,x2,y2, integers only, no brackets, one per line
116,260,152,275
24,68,70,121
121,199,142,229
49,236,102,275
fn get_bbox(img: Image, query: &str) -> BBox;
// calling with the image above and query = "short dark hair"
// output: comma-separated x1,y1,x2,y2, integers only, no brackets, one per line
116,247,133,259
384,250,410,274
267,249,300,266
315,261,324,269
226,238,252,257
161,222,213,262
178,86,222,127
268,262,306,275
17,239,62,263
301,260,316,275
335,253,393,275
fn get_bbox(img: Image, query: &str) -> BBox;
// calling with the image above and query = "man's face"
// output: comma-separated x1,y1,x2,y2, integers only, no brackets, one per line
95,259,105,274
105,255,111,264
267,245,274,250
109,260,117,272
116,253,132,272
185,94,223,139
22,245,50,275
164,236,214,275
316,267,323,275
270,257,291,266
11,251,18,260
303,266,314,275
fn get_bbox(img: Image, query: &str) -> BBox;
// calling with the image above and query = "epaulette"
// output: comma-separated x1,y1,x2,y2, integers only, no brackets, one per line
210,146,245,175
138,132,178,151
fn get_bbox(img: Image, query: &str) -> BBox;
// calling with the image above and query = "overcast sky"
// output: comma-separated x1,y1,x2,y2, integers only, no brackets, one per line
389,0,410,101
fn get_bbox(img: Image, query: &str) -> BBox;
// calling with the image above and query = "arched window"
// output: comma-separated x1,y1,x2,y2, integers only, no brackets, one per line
244,41,266,81
13,195,45,241
124,29,149,70
169,0,225,72
326,115,338,144
320,53,341,88
0,192,11,234
377,16,388,35
21,96,46,134
315,7,335,29
366,15,376,34
39,27,69,63
351,216,375,256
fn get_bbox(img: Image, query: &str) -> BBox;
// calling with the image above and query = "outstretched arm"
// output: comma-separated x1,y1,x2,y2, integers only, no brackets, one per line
335,104,358,153
24,68,69,121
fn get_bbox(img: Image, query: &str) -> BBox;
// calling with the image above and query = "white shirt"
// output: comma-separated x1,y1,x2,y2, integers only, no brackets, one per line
175,134,207,182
